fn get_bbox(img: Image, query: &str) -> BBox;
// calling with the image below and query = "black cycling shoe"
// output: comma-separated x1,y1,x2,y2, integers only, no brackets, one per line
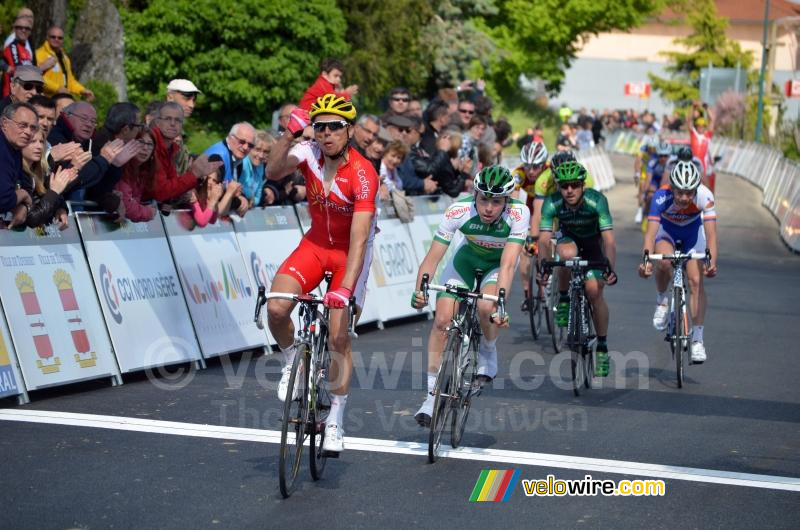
520,298,530,312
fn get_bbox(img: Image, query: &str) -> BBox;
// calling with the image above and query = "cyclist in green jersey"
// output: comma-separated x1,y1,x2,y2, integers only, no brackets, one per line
411,166,530,426
538,161,618,376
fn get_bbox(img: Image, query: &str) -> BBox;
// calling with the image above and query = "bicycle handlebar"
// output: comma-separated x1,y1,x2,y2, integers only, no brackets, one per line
540,258,610,271
253,285,357,338
419,273,506,322
642,249,711,267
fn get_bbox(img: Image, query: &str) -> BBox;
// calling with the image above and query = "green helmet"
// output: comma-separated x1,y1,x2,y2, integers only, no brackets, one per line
553,160,587,183
474,165,515,198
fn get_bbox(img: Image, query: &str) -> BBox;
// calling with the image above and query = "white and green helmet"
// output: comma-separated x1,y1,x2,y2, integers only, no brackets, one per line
474,165,516,198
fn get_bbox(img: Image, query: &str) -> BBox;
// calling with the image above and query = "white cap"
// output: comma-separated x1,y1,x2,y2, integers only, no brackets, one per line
166,79,201,94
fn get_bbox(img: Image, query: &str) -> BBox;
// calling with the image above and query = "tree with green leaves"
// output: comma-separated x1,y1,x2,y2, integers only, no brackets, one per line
122,0,348,127
485,0,667,99
648,0,754,107
337,0,434,109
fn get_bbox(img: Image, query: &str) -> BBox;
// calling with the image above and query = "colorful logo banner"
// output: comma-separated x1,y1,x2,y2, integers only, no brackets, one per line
469,470,521,501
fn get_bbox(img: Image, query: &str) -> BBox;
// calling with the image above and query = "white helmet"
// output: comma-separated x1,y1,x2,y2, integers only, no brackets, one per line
670,160,701,191
520,141,548,166
642,134,659,149
656,141,672,156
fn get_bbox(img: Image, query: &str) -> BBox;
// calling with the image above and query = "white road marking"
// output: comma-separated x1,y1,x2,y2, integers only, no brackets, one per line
1,408,798,493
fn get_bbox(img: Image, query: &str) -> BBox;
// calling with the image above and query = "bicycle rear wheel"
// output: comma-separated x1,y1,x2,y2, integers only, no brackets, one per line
528,256,541,340
428,333,456,463
279,347,310,498
309,332,331,481
450,334,477,449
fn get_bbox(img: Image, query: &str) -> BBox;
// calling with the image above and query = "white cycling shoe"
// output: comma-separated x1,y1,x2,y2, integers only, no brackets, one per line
277,360,303,402
323,423,344,452
415,395,434,427
691,341,707,363
652,303,669,331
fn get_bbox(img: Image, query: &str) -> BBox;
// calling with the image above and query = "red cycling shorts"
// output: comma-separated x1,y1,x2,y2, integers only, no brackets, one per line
275,236,372,308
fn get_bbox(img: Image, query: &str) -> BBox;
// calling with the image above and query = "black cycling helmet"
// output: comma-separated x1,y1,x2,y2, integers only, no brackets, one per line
550,150,576,170
677,146,693,162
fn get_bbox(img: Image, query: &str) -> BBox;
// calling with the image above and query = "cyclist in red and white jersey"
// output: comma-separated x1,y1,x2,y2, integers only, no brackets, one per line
266,94,379,453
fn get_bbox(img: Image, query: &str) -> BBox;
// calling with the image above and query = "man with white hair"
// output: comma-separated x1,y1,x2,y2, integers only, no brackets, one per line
203,122,256,216
165,78,200,173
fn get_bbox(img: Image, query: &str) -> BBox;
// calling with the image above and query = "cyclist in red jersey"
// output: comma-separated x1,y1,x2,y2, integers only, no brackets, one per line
266,94,379,453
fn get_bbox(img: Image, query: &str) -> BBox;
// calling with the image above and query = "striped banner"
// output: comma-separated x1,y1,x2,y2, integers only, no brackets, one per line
469,470,521,501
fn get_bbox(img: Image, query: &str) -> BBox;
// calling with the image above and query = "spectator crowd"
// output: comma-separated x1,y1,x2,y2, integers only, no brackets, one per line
1,6,697,231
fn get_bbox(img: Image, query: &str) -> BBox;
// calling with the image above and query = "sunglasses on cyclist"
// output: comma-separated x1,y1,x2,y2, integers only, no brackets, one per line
312,120,349,133
16,81,43,93
559,181,583,190
524,163,544,171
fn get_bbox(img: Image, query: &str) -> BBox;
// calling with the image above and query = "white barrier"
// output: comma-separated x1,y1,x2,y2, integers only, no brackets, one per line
369,207,423,322
0,219,120,389
77,213,203,373
231,206,305,346
162,212,267,357
0,303,27,402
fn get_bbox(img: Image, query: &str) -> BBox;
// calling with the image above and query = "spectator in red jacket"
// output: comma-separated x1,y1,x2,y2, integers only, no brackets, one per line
147,102,220,203
298,58,358,111
116,129,157,222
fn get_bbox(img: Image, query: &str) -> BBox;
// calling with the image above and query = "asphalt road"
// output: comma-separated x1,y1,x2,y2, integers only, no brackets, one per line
1,154,798,529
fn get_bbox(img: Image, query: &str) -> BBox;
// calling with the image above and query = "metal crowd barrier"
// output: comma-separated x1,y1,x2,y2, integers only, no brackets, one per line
0,196,457,404
605,130,800,253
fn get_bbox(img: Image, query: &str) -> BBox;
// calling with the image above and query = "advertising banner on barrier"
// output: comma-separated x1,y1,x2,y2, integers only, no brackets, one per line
77,214,202,372
294,203,381,325
369,209,422,322
0,303,25,399
405,195,458,311
231,206,305,345
163,212,266,357
0,221,119,389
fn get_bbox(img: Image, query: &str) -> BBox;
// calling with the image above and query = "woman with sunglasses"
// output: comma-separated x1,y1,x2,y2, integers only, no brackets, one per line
410,165,529,425
537,161,617,377
265,94,379,455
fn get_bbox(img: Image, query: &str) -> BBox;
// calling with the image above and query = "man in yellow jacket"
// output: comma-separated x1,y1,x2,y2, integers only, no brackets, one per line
35,26,94,101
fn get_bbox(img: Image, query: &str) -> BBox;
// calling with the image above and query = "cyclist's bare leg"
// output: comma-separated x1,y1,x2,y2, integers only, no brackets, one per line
556,241,578,291
426,296,458,373
686,260,706,325
327,307,353,394
519,254,531,297
267,274,301,349
585,280,608,336
653,239,674,293
477,283,500,342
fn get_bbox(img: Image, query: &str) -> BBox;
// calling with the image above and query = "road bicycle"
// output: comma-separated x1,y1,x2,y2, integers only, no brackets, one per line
253,274,356,498
642,248,710,388
541,258,611,396
522,238,551,341
420,270,505,463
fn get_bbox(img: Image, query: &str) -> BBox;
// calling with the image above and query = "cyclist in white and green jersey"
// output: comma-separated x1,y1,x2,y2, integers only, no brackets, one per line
411,165,530,426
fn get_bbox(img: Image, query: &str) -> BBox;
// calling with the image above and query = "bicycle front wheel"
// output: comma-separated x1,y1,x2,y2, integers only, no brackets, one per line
279,347,310,498
568,295,584,396
528,256,541,340
428,334,456,463
548,276,564,353
451,334,477,449
674,288,686,388
309,332,331,481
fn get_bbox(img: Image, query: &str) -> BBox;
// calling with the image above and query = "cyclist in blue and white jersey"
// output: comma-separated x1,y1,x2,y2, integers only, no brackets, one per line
638,161,718,362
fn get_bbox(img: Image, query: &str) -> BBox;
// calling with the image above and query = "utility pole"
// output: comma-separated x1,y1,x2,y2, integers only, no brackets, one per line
756,0,770,143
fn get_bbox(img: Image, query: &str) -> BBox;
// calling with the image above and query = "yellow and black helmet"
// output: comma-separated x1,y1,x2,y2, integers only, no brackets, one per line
310,94,357,123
